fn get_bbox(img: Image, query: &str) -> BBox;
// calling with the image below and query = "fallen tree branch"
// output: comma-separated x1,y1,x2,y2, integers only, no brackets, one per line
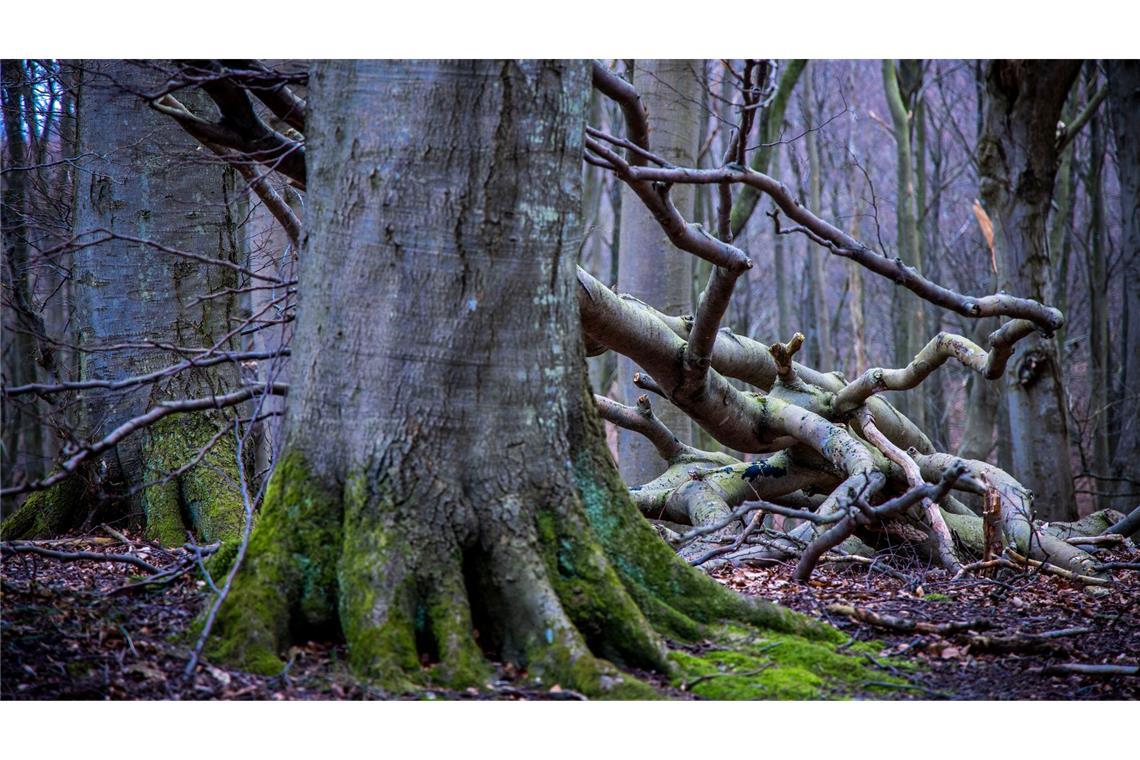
0,541,160,574
825,604,993,635
834,324,1038,414
591,158,1064,332
1105,505,1140,540
1006,550,1111,586
858,408,960,573
594,394,694,462
1064,533,1126,546
794,467,961,582
1042,662,1138,677
965,627,1093,652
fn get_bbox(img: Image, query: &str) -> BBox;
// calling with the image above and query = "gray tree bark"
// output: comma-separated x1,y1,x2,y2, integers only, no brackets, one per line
209,60,822,695
1105,60,1140,510
4,60,246,545
1,60,45,490
978,59,1080,522
616,60,702,485
1083,69,1110,510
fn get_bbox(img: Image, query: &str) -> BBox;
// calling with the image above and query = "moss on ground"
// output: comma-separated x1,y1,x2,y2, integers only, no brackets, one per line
669,626,909,699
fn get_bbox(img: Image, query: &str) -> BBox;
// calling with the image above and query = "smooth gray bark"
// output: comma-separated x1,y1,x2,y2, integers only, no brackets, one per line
67,60,243,540
616,60,702,485
978,59,1080,522
1105,60,1140,510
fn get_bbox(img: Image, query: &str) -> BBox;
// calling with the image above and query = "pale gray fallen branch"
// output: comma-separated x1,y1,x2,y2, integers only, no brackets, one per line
1064,533,1125,546
1042,662,1138,677
826,604,993,635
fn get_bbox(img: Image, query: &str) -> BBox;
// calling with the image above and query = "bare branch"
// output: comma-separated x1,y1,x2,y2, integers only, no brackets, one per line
1,541,160,574
1,384,287,498
834,322,1037,415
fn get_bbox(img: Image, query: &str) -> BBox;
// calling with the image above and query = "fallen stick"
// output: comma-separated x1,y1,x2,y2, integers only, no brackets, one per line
965,627,1093,652
1093,561,1140,572
681,665,771,692
1064,533,1125,546
1042,662,1139,677
1006,550,1111,586
0,541,160,574
955,556,1021,578
100,524,135,545
826,604,992,635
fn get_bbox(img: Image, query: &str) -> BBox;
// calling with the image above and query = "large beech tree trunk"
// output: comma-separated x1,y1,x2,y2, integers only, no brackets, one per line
2,61,245,546
209,60,825,695
978,60,1080,522
616,59,702,485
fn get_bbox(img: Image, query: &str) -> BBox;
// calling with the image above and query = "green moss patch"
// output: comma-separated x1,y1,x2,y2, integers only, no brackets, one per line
669,626,908,699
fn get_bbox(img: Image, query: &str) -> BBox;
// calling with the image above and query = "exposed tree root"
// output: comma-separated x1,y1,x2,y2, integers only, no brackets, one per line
205,393,849,699
1,475,88,540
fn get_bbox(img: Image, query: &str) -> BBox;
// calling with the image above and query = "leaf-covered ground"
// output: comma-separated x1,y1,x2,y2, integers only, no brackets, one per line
2,531,1136,700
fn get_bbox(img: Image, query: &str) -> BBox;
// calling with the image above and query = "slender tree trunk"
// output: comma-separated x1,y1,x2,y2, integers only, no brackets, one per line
772,147,792,344
244,183,299,477
209,60,823,695
1105,60,1140,510
1,60,45,491
919,97,947,449
803,68,831,370
978,59,1080,522
958,318,1001,463
730,60,807,237
882,60,926,430
1083,71,1110,511
616,60,701,485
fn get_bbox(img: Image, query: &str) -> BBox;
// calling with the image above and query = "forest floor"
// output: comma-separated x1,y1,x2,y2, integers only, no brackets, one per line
2,531,1137,700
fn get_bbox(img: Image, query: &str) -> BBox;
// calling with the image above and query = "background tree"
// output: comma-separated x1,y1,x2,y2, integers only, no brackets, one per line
1105,60,1140,520
2,60,247,548
978,60,1081,522
615,59,702,485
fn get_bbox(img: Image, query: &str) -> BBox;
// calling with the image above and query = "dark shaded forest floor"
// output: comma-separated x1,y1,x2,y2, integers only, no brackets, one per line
2,531,1137,700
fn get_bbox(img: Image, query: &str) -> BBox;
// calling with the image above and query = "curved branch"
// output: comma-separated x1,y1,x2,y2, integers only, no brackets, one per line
594,160,1063,332
594,394,695,462
590,61,649,160
834,322,1037,415
218,59,307,133
152,65,306,189
859,409,959,572
794,467,963,582
913,453,1097,577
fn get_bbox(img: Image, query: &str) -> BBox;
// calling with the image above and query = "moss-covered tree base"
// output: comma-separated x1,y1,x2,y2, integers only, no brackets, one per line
204,412,882,700
0,476,86,541
141,415,245,563
2,414,245,566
